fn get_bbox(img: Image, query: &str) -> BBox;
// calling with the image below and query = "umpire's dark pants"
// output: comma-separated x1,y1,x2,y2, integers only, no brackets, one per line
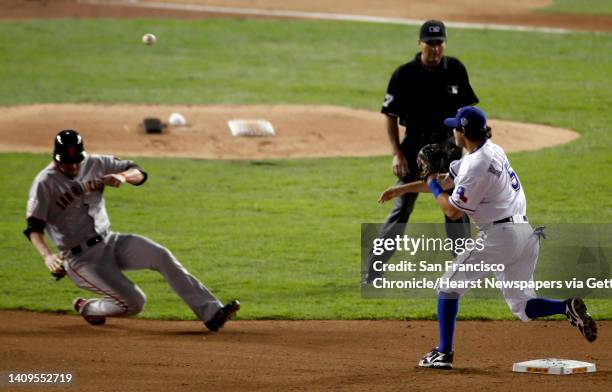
364,174,471,284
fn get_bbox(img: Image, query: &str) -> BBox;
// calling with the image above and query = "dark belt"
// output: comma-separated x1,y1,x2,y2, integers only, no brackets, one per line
71,235,103,256
493,215,528,224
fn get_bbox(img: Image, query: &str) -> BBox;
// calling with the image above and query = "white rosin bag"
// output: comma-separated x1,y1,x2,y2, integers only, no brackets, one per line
228,119,275,137
169,112,187,126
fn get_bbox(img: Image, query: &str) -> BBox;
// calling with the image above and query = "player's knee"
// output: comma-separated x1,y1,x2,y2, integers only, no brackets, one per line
438,291,461,300
154,247,180,271
124,290,147,315
160,247,175,263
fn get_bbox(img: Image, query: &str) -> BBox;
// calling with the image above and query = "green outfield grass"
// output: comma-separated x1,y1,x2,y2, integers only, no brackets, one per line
0,19,611,320
542,0,612,15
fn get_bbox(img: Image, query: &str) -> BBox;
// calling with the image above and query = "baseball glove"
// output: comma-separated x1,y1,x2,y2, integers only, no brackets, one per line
51,266,67,281
416,143,447,181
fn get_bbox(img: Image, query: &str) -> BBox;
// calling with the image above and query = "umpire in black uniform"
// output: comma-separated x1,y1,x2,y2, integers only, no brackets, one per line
365,20,479,283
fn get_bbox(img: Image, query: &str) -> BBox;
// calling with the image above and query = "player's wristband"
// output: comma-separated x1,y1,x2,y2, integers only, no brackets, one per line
427,179,444,199
117,173,127,183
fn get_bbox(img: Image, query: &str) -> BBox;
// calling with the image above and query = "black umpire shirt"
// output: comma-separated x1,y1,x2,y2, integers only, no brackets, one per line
381,53,479,161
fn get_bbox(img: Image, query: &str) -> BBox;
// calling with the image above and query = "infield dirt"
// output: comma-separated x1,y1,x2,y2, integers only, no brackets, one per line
1,311,610,391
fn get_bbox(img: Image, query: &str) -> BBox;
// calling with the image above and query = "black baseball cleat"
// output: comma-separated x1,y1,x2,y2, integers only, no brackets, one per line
419,348,454,369
73,297,106,326
565,297,597,342
205,300,240,332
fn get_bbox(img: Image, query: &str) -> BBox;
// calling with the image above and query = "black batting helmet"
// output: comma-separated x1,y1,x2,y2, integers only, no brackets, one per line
53,130,86,164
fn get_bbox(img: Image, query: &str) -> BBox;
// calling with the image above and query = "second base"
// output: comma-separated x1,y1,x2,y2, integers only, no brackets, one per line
512,358,596,375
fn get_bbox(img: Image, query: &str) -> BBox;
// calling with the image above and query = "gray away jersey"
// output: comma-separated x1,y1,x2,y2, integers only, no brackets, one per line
26,155,140,251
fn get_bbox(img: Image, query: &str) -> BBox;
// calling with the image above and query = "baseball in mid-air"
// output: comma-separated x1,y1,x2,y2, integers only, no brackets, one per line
142,33,157,46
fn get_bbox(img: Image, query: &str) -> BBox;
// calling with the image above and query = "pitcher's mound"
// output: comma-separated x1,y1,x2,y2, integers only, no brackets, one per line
0,104,578,159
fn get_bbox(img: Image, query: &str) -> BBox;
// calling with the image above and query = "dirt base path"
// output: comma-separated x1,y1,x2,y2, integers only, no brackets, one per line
145,0,612,32
0,104,578,159
3,0,611,32
0,311,610,391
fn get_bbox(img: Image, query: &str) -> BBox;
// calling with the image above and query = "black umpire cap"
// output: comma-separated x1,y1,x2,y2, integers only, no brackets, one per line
420,20,447,42
54,130,86,164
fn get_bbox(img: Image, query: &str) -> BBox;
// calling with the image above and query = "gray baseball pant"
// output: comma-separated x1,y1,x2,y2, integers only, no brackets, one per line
64,232,222,323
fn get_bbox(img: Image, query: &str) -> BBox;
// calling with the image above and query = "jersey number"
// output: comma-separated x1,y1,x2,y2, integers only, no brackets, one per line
507,165,521,192
383,94,394,108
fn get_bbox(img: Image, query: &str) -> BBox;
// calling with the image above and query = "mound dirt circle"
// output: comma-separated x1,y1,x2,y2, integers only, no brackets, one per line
0,104,578,159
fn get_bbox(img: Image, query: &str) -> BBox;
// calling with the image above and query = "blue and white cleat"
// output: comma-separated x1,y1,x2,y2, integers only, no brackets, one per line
565,297,597,342
419,348,454,369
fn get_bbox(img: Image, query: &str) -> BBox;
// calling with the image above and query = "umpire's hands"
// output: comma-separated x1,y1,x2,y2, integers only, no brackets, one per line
392,153,408,178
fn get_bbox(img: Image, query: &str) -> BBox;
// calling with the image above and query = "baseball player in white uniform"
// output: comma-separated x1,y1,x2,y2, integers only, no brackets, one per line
24,130,239,331
379,106,597,369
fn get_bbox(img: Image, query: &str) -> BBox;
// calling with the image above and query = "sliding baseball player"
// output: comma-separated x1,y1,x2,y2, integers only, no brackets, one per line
25,130,239,331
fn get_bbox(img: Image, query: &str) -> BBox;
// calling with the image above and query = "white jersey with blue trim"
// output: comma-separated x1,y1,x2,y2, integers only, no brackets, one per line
448,140,526,226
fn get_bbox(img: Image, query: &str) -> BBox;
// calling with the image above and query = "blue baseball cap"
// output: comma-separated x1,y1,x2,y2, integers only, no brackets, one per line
444,106,487,132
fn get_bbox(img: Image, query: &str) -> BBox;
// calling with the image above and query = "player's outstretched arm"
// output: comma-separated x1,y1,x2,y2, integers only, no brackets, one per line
432,192,463,220
101,168,145,188
378,180,428,203
378,174,454,203
425,174,463,220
